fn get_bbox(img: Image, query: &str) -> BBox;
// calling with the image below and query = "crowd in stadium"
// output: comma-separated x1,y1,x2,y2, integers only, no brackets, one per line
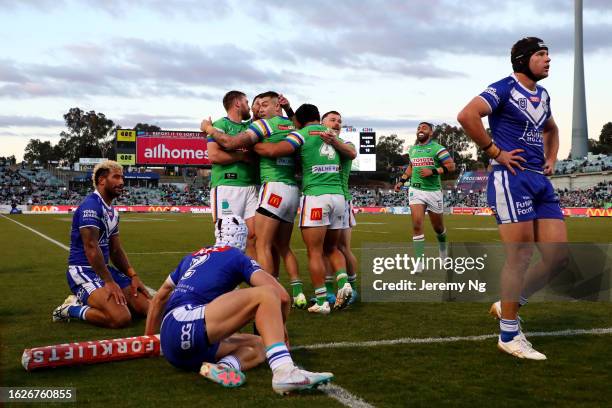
2,160,610,208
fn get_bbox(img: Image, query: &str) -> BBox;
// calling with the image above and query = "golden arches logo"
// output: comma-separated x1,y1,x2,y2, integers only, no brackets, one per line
586,208,612,217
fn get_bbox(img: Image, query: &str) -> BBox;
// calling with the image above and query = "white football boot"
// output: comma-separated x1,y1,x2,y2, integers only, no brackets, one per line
334,283,353,310
272,365,334,395
52,295,79,322
308,301,331,315
497,332,546,360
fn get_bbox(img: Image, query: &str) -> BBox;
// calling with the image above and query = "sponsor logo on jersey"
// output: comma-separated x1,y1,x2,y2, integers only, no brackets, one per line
310,208,323,221
180,323,193,350
224,173,238,179
268,194,282,208
484,87,500,103
308,130,326,136
411,157,435,166
276,157,293,166
312,164,340,173
277,124,295,131
519,128,544,146
529,96,540,103
82,209,99,220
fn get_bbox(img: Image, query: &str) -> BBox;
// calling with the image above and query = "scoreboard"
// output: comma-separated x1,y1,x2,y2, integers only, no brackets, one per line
339,127,376,171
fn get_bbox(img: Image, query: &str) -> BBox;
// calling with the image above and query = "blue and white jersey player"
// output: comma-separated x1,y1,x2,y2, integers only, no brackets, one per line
458,37,568,361
144,215,334,395
53,160,151,328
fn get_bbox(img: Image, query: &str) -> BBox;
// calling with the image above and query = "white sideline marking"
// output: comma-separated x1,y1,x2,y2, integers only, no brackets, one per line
320,384,375,408
353,229,390,234
454,227,498,231
1,214,69,251
293,327,612,351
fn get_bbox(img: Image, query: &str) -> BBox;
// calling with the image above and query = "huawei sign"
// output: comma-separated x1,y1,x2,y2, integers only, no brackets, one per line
137,134,210,165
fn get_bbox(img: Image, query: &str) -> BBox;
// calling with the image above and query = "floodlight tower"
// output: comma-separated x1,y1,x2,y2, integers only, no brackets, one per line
571,0,588,159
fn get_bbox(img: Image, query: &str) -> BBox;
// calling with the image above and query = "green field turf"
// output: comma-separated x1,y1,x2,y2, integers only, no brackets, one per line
1,213,611,407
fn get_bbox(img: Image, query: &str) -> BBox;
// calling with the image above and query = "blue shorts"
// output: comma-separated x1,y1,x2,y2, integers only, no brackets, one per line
66,265,132,305
160,304,220,372
487,166,564,224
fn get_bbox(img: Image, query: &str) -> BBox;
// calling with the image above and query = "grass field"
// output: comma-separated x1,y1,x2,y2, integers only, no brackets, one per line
1,213,611,407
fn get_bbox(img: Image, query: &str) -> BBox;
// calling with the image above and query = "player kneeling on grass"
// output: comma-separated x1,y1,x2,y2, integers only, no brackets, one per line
144,216,334,394
53,160,151,328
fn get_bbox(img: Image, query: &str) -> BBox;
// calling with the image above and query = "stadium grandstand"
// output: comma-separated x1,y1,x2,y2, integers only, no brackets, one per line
1,156,610,211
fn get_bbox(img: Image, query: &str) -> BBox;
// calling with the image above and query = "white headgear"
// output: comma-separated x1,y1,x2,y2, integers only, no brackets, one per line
214,215,248,252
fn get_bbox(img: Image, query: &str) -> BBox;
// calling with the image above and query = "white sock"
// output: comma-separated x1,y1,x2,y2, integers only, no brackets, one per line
217,354,241,370
266,342,294,374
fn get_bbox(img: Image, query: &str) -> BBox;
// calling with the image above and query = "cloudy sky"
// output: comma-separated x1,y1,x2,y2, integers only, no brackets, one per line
1,0,611,161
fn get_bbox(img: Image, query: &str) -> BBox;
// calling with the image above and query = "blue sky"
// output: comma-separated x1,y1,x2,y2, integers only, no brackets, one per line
1,0,611,161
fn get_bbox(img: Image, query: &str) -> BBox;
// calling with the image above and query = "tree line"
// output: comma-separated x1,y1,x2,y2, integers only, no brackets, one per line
23,107,160,165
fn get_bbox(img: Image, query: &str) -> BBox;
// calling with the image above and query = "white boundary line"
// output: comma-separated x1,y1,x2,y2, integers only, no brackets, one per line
293,327,612,351
320,384,375,408
1,214,69,251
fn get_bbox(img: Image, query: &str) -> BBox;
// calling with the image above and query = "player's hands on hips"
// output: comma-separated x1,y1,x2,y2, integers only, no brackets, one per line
104,280,127,305
130,275,151,299
543,158,556,176
495,148,526,175
419,168,434,177
200,117,214,135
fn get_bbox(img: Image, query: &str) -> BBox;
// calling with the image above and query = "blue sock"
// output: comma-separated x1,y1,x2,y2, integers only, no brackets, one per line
519,296,528,307
68,305,90,320
500,319,519,342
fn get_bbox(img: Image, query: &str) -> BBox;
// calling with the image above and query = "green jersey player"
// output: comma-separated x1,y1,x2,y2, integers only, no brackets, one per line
394,122,455,272
248,104,355,314
202,92,305,308
202,90,258,258
320,111,359,307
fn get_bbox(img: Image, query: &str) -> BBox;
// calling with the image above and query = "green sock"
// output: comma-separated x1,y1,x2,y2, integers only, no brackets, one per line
437,229,447,253
413,234,425,259
348,274,357,290
314,287,327,306
325,277,335,294
290,280,303,297
335,269,348,288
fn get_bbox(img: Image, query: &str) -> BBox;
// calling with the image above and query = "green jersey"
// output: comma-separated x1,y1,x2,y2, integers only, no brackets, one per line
248,116,299,185
291,124,343,196
339,139,354,200
208,117,256,187
408,140,451,191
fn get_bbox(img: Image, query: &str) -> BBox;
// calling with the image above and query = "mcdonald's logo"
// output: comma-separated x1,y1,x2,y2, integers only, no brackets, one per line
310,208,323,221
268,194,282,208
147,206,171,212
586,208,612,217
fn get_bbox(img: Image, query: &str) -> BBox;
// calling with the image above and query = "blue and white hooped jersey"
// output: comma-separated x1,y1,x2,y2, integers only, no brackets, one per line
479,74,552,170
68,191,119,266
163,246,262,313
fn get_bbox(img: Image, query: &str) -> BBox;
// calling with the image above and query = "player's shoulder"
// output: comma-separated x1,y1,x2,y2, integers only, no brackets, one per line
78,192,102,211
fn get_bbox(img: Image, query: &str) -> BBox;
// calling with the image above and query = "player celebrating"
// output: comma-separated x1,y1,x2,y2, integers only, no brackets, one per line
394,122,455,272
202,92,305,308
320,110,359,305
144,216,334,394
52,160,151,328
203,90,258,257
457,37,567,360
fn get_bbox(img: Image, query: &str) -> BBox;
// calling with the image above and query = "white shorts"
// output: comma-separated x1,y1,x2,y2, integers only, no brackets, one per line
299,194,345,229
408,188,443,214
257,182,299,223
341,200,357,229
211,185,258,221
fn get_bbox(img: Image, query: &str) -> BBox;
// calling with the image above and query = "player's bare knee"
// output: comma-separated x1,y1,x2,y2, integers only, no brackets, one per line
108,311,131,329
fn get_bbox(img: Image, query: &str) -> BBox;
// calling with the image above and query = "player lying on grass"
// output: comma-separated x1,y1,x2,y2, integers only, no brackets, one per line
394,121,455,273
53,160,151,328
458,37,568,360
144,215,334,394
